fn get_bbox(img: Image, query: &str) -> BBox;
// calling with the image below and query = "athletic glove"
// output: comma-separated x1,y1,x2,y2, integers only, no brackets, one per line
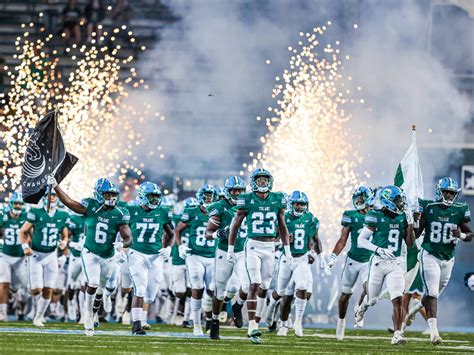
211,226,230,240
178,244,191,259
327,253,337,269
376,247,396,260
226,245,236,264
46,174,58,188
159,246,172,261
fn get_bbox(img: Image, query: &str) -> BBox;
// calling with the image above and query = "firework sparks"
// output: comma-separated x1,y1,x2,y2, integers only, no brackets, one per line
246,23,364,248
0,26,165,199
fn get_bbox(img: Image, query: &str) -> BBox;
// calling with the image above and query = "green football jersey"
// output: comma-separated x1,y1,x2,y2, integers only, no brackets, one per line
181,206,215,258
341,210,373,263
207,200,246,253
420,199,471,260
0,211,28,257
67,213,86,257
27,208,69,253
285,211,318,256
127,204,172,255
171,214,181,228
81,198,130,258
364,209,407,257
236,191,286,239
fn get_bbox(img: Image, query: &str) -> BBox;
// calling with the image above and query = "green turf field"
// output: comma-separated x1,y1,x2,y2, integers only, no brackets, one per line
0,322,472,354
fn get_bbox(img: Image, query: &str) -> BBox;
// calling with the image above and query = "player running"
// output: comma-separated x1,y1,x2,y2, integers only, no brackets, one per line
0,192,28,321
265,191,320,337
227,168,290,344
205,175,247,340
19,189,69,327
125,181,174,335
175,184,216,336
47,175,132,336
327,186,375,340
356,185,414,345
416,177,472,345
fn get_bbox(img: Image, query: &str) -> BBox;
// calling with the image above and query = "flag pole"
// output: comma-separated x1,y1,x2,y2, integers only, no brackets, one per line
412,124,420,227
46,109,58,212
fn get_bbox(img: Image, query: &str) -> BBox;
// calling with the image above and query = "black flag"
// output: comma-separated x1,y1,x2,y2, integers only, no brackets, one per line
21,111,78,204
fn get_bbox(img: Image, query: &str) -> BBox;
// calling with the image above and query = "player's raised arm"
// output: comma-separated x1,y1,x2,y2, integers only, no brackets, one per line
47,175,87,215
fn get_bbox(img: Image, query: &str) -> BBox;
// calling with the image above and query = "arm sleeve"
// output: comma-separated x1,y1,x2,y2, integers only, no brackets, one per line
357,227,378,252
463,204,471,223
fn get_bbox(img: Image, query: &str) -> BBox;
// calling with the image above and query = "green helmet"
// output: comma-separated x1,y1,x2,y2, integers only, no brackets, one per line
9,191,24,214
249,168,273,193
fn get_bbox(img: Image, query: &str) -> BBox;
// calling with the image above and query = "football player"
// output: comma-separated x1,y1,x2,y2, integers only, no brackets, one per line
19,189,69,327
175,184,216,336
205,175,247,340
47,175,132,336
227,168,290,344
125,181,174,335
171,197,197,328
327,186,375,340
356,185,414,345
265,191,320,337
0,192,28,321
416,177,472,345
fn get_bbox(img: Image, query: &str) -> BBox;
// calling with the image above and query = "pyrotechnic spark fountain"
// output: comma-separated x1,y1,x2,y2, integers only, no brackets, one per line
0,24,166,199
245,22,365,247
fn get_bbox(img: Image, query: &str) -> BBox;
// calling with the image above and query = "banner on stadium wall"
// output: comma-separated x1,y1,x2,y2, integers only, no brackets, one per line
21,111,78,204
461,165,474,196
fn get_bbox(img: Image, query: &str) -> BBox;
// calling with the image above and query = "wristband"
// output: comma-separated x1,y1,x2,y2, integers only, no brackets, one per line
284,245,291,256
228,245,235,253
211,231,219,240
22,243,30,251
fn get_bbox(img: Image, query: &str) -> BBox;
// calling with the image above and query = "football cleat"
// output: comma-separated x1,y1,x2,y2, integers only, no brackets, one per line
209,319,220,340
142,322,151,331
33,316,45,327
336,318,345,340
205,319,211,334
93,312,99,328
231,303,243,328
193,324,204,336
391,331,407,345
249,329,262,344
132,321,146,335
0,313,7,322
405,312,416,326
355,304,368,324
219,311,228,323
268,321,277,333
431,335,443,345
84,316,94,336
103,295,112,313
294,318,304,337
122,311,131,325
182,320,192,328
277,326,288,336
85,329,94,336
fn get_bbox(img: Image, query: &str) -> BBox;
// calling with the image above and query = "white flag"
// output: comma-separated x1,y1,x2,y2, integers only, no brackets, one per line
394,127,424,211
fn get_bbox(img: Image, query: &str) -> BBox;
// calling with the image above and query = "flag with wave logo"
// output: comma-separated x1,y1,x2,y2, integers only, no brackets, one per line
21,111,78,204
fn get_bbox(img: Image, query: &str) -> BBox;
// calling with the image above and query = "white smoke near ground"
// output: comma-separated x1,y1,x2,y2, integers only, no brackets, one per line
128,0,472,327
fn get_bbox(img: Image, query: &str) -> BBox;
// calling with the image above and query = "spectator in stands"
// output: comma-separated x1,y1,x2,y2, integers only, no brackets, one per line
110,0,133,26
61,0,82,45
85,0,106,43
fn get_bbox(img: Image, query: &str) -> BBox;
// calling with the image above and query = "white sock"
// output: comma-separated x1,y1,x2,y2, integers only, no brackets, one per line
35,297,51,318
78,291,84,316
0,304,7,316
266,298,277,318
236,294,245,306
255,296,266,318
32,294,41,315
84,293,94,319
281,319,288,328
191,298,202,326
202,293,212,313
67,300,75,313
184,297,191,321
248,319,258,335
142,309,148,324
427,318,439,337
294,297,307,319
131,307,142,322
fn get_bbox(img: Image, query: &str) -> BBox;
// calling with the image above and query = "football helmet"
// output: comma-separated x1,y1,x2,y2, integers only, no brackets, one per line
224,176,246,203
138,181,162,209
435,177,460,206
379,185,404,215
352,186,375,211
288,190,309,217
183,197,199,208
9,191,24,215
93,178,119,207
249,168,273,193
196,184,215,207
